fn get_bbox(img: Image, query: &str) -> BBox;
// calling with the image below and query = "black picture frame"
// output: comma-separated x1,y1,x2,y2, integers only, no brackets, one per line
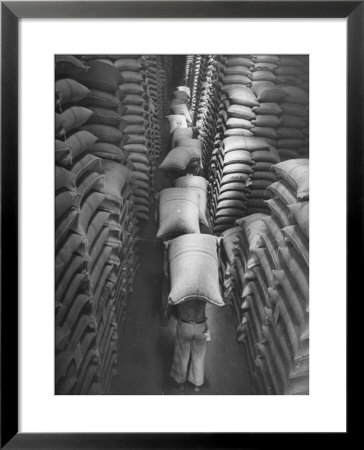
1,1,359,448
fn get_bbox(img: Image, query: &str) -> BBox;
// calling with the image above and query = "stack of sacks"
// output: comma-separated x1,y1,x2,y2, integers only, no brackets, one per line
185,55,195,93
55,55,142,395
218,224,247,323
297,55,309,93
267,158,309,394
277,85,309,161
113,55,151,221
76,55,142,393
209,136,256,233
222,55,254,88
160,90,201,180
158,56,174,119
275,56,309,160
246,142,280,215
55,55,104,396
141,56,164,198
210,134,279,234
222,57,284,215
190,56,205,113
221,212,286,394
55,55,103,395
195,56,225,172
94,159,139,393
206,72,260,232
165,234,225,307
250,55,284,148
222,158,309,394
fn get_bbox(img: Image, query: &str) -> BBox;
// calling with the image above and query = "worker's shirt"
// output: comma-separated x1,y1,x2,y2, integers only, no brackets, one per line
177,299,206,323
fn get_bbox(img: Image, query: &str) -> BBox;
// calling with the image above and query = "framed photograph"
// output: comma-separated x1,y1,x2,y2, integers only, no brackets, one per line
1,1,357,447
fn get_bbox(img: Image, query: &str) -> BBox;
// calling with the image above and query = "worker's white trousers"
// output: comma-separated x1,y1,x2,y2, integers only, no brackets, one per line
170,319,208,387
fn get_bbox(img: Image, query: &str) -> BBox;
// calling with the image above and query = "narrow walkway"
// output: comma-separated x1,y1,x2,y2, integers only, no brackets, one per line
110,221,252,395
111,118,252,395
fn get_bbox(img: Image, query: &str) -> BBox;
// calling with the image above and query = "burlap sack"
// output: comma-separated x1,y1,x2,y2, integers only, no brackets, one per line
174,175,209,226
156,188,200,239
272,159,309,200
166,114,188,134
159,147,200,172
56,78,90,104
167,234,224,306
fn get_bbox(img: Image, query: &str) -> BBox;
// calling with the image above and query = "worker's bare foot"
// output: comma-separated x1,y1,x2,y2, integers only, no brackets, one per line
193,385,200,392
178,383,185,392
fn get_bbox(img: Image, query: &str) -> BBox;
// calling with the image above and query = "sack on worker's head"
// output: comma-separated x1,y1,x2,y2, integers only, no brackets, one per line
176,85,191,97
159,146,200,173
156,188,200,239
173,138,202,152
166,115,188,134
167,234,224,306
172,127,194,146
174,175,209,226
169,104,193,124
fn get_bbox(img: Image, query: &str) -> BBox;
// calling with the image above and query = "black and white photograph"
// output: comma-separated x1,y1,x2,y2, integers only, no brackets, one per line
55,54,309,396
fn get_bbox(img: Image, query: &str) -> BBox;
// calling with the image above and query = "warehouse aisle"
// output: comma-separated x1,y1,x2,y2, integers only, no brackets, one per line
110,232,252,395
111,118,252,395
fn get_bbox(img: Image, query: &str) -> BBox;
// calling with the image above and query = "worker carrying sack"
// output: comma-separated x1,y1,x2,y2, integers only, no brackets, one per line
170,104,193,124
172,127,194,146
166,114,188,134
174,175,209,227
166,234,224,307
159,147,200,174
156,188,200,240
176,85,191,97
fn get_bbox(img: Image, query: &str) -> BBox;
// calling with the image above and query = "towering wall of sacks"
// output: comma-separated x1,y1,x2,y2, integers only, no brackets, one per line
219,159,309,394
55,55,172,394
183,55,309,394
189,55,309,235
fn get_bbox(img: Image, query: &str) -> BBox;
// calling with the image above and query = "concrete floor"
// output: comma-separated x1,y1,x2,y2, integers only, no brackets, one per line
110,117,252,395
